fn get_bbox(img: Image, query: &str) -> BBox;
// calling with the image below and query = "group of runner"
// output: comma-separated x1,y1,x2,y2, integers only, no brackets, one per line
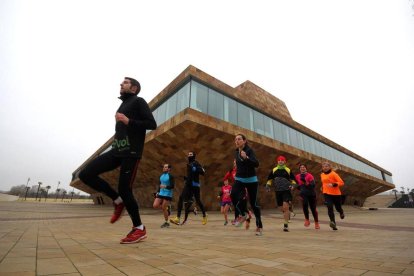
153,133,346,236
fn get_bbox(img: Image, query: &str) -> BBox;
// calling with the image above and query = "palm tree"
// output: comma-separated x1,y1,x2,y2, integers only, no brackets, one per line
70,190,75,202
35,182,42,201
61,190,67,202
44,186,51,201
55,181,60,201
24,177,31,200
392,189,398,201
55,188,61,201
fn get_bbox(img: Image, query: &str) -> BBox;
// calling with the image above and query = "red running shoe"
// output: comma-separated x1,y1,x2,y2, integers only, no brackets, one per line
120,227,147,244
110,202,125,223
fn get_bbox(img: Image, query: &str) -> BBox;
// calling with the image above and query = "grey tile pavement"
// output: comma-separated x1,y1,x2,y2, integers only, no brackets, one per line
0,201,413,275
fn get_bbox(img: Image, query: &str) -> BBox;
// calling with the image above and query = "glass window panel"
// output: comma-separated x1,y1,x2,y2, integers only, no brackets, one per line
208,89,224,120
326,147,334,161
190,80,208,113
302,135,313,153
224,96,237,125
289,128,299,148
165,93,177,120
177,82,190,112
296,131,305,150
384,174,393,183
150,78,387,181
152,108,158,125
273,120,284,143
318,143,326,159
322,144,330,159
263,116,274,138
253,110,265,135
336,149,344,164
157,102,167,125
281,124,290,144
237,103,253,131
309,137,317,155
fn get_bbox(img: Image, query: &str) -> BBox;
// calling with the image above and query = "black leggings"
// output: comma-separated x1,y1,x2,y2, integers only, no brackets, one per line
176,186,206,218
191,186,206,217
324,194,343,223
231,181,262,228
233,189,246,220
79,151,142,227
176,185,191,218
301,194,318,222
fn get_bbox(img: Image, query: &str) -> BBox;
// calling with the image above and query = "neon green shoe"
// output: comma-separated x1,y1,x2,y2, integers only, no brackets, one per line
170,216,180,225
202,214,208,225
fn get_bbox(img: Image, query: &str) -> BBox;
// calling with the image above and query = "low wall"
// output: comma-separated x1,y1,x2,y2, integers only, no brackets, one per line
0,193,19,202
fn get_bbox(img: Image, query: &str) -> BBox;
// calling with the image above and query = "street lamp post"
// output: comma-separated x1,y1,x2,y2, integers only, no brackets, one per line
24,177,31,200
70,188,75,202
35,182,42,201
44,186,51,202
55,181,60,201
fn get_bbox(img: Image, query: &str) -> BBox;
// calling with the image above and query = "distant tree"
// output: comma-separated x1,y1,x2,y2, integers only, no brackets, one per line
44,186,51,201
55,188,61,201
70,190,75,202
8,185,26,196
28,185,38,196
392,189,398,201
61,190,67,201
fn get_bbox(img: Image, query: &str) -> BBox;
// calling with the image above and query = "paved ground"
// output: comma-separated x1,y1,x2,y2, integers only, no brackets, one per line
0,201,413,276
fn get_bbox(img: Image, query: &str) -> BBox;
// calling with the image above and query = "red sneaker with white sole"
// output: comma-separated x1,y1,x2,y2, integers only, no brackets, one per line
120,227,147,244
110,202,125,223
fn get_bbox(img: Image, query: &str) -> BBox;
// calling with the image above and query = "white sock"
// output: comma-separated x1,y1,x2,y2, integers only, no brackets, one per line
135,224,144,230
114,197,123,204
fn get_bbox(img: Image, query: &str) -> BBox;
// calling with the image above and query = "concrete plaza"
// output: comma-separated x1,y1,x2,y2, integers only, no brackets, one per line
0,201,413,275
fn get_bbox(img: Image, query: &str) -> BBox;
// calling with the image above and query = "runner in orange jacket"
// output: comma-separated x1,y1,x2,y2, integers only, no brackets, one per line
320,161,345,230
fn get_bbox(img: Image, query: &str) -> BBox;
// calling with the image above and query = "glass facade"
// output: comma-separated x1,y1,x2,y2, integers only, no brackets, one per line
150,79,392,183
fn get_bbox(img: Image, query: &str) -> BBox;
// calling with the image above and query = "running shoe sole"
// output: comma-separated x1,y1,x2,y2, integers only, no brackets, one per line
120,234,147,244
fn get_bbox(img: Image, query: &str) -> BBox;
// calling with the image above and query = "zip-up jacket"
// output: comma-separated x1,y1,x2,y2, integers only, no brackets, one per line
295,172,316,197
321,169,344,195
266,165,296,191
223,167,237,184
112,93,157,158
186,160,205,187
234,145,259,179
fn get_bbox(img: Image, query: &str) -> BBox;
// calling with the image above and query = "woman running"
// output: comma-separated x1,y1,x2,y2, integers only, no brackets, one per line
321,161,345,230
295,164,319,229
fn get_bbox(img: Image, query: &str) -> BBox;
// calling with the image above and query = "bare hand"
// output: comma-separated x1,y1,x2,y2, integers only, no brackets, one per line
240,150,247,159
115,112,129,125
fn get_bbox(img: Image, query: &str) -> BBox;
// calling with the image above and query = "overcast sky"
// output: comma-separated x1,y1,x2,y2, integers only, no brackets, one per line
1,0,413,195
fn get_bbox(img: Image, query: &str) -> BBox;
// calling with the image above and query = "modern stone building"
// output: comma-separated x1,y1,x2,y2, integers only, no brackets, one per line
70,65,395,209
